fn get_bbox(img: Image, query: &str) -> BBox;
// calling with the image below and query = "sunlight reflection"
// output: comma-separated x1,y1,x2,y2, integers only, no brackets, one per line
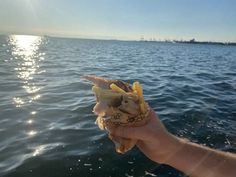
13,97,25,107
9,35,44,106
27,119,33,124
10,35,42,57
31,111,37,115
31,143,62,157
33,146,44,156
22,85,40,93
28,130,37,136
32,94,41,100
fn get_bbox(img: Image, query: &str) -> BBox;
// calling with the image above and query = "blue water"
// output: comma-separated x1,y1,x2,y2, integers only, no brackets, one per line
0,35,236,177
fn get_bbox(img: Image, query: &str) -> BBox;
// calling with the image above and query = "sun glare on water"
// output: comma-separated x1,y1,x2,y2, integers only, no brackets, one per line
9,35,45,106
8,35,46,141
10,35,42,57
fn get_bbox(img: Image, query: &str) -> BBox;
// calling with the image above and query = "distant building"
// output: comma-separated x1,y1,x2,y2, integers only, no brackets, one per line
189,38,196,43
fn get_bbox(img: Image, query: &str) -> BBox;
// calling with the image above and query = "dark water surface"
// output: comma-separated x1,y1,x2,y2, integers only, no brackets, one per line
0,35,236,177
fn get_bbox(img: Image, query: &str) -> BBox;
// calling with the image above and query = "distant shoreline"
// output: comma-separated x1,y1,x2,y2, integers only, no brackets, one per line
140,38,236,46
174,40,236,46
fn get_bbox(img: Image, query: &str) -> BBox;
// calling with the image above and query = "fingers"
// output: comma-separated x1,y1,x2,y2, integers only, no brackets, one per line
109,126,141,140
108,109,160,140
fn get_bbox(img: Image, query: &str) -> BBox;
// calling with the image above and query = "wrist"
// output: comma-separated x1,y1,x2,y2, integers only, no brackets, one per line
153,133,185,164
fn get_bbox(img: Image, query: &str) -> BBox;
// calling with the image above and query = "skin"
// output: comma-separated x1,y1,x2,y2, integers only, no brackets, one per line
109,109,236,177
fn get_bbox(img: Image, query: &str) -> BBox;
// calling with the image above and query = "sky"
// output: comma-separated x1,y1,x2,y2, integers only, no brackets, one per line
0,0,236,42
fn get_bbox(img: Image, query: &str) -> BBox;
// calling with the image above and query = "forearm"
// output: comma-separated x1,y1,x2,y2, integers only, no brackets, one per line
164,137,236,177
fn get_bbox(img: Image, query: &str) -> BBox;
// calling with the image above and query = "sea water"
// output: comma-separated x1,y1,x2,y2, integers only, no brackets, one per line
0,35,235,177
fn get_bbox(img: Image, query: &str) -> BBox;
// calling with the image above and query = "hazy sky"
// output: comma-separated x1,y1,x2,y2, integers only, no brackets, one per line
0,0,236,41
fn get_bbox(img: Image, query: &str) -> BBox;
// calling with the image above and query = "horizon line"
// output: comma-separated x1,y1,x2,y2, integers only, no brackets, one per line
1,32,236,44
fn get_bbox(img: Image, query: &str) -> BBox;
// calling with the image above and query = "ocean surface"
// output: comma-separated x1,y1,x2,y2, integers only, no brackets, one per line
0,35,235,177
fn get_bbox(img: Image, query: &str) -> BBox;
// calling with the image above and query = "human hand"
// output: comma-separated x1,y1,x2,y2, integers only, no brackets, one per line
109,109,181,163
110,109,236,177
